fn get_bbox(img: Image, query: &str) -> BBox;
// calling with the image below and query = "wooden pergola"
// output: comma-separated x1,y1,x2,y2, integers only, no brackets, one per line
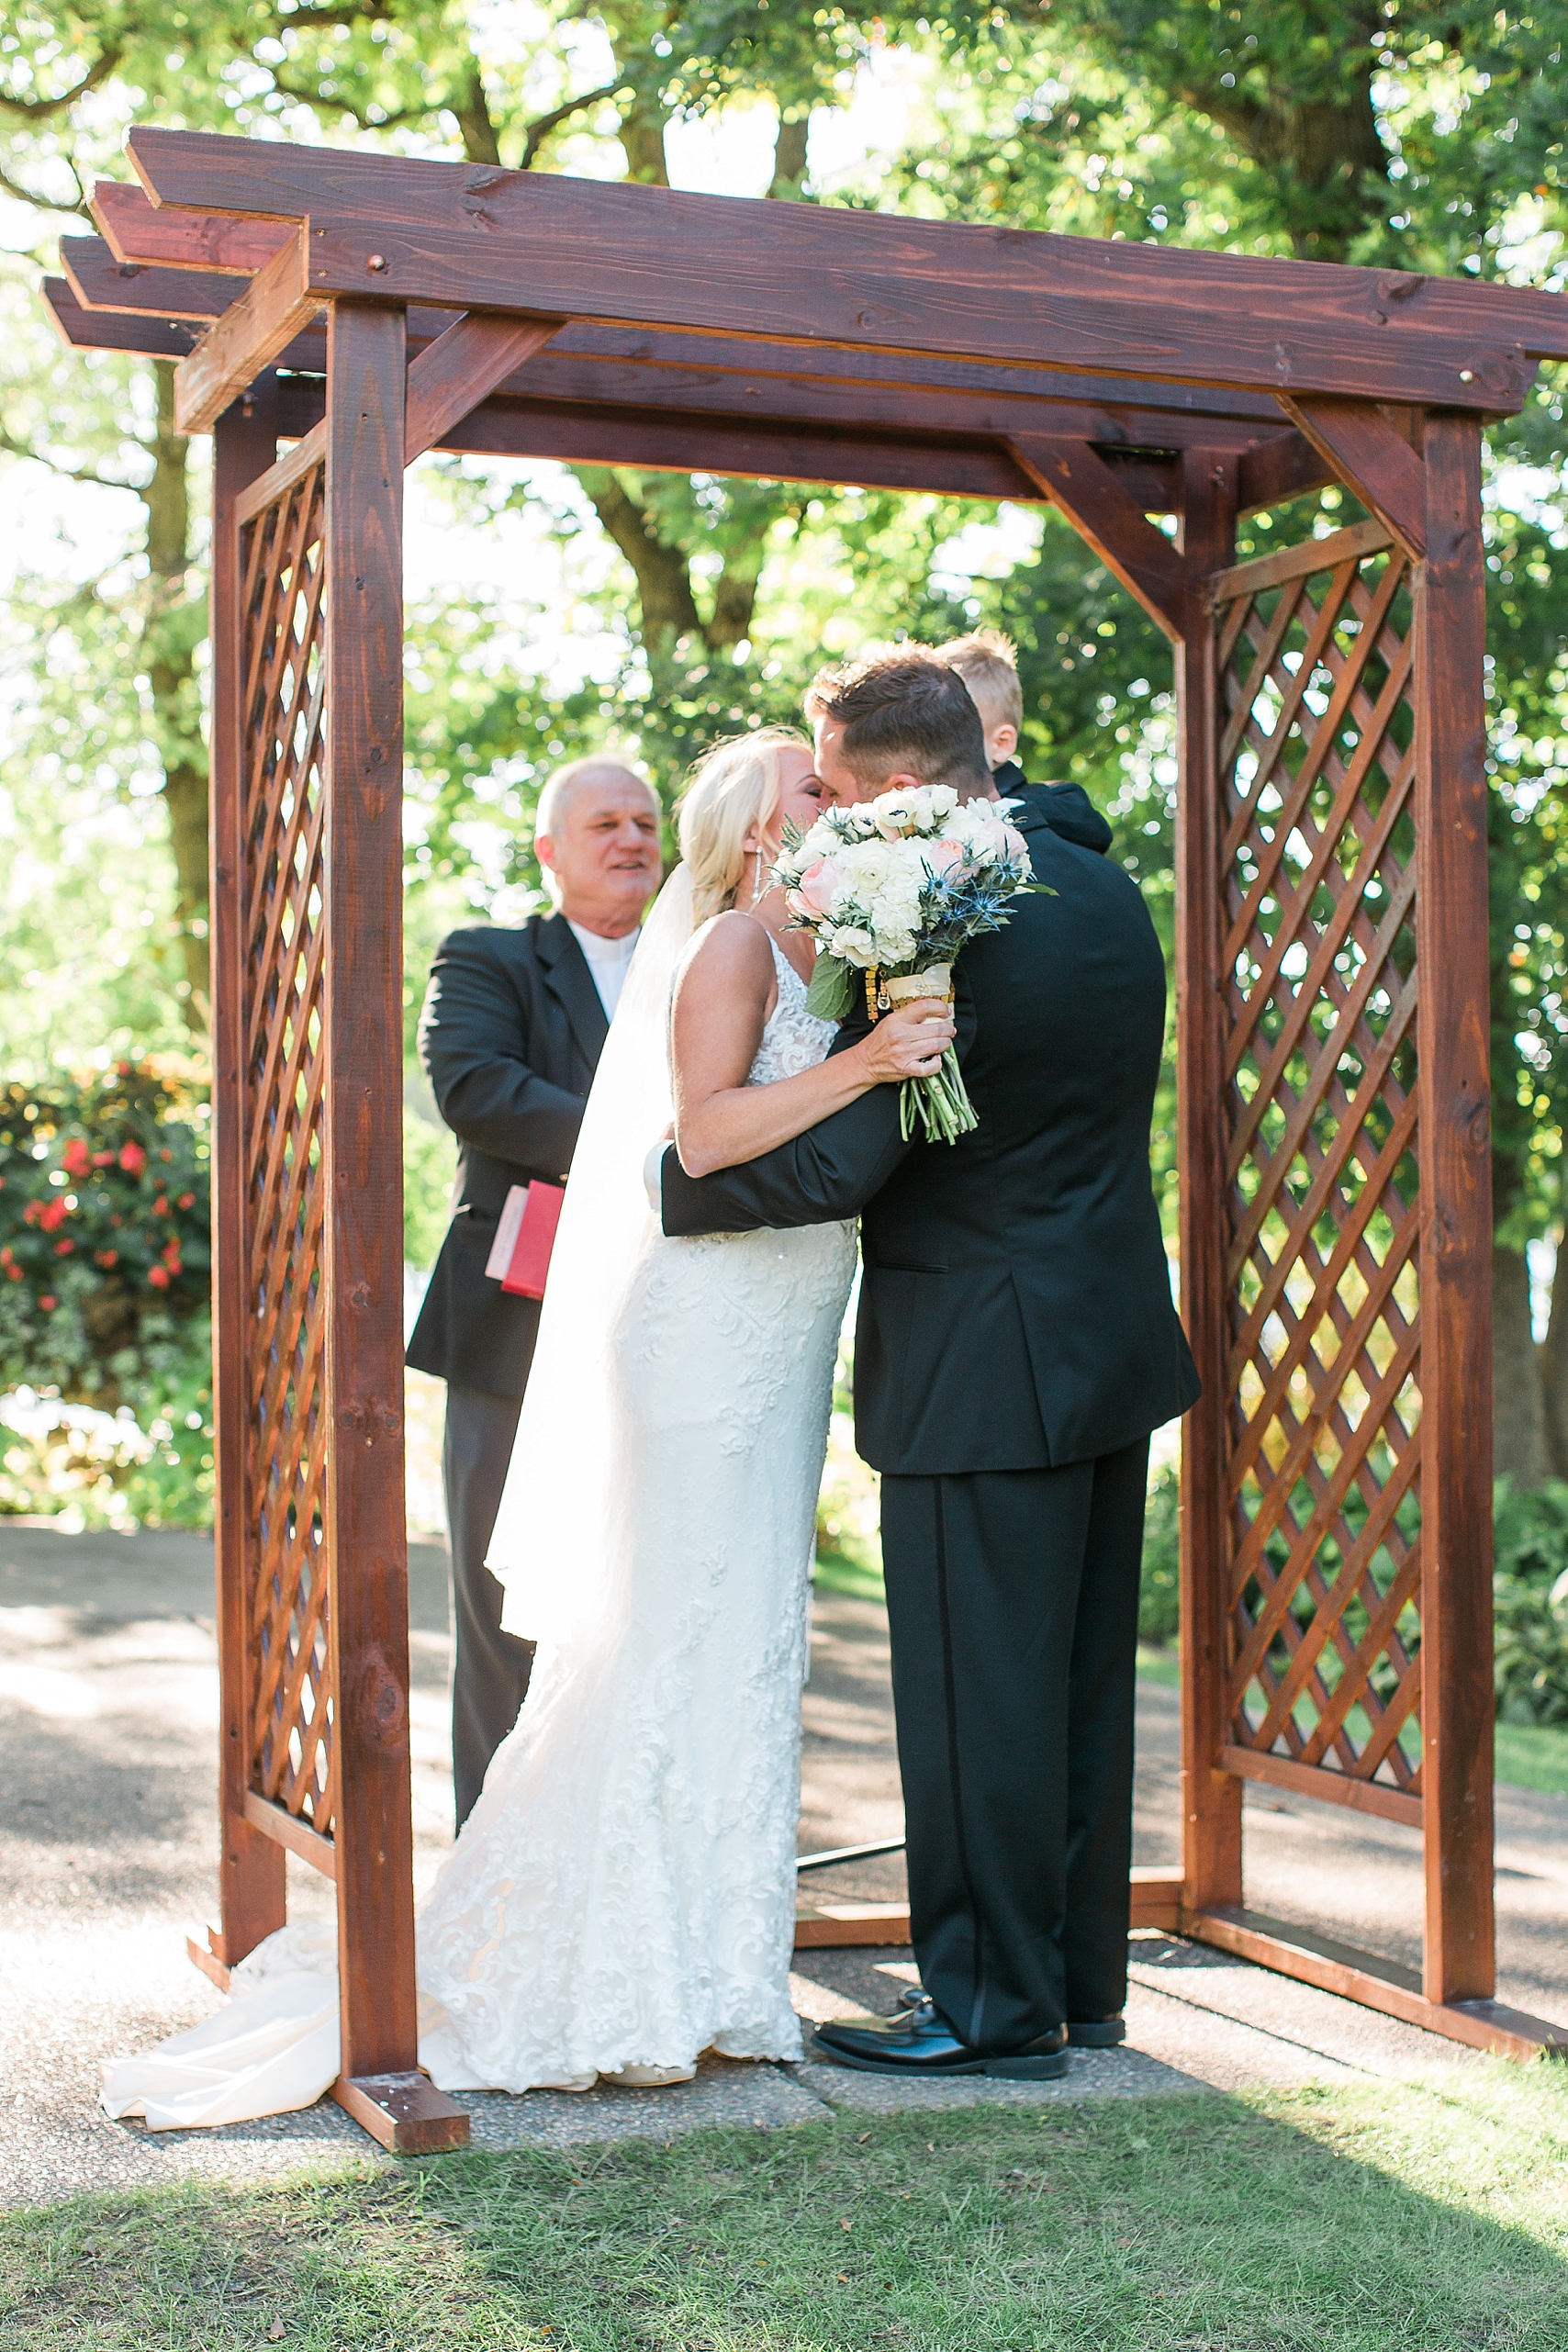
47,126,1568,2151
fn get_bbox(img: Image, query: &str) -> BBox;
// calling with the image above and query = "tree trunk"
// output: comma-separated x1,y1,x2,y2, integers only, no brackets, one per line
140,362,209,1033
617,101,670,185
575,466,702,657
767,112,810,200
452,55,503,168
1492,1241,1548,1492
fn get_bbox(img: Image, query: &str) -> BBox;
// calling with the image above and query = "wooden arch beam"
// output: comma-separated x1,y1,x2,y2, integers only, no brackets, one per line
1007,433,1187,642
404,313,562,461
1278,395,1427,560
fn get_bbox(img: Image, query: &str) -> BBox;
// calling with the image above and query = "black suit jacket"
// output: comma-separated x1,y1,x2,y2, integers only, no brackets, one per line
661,801,1198,1474
407,913,609,1399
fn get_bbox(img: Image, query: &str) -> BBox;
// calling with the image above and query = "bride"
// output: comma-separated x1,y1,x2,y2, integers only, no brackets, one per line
103,726,953,2126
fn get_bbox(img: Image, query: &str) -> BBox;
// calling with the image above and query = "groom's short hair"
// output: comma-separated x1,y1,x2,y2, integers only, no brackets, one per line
805,653,991,793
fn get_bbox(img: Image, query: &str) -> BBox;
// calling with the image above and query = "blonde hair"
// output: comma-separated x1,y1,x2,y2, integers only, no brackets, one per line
533,752,656,903
933,628,1023,734
678,727,809,929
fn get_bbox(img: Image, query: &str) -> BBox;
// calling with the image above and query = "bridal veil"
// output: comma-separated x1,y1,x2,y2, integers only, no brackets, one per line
484,860,694,1641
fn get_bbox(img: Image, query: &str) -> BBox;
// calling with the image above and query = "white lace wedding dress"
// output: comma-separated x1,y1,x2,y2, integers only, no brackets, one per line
101,917,857,2126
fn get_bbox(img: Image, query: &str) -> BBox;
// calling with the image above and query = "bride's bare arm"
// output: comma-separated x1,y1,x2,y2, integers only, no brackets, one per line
671,913,956,1180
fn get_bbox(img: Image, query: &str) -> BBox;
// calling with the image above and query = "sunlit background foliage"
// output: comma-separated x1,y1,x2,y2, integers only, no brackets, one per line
4,1,1568,1589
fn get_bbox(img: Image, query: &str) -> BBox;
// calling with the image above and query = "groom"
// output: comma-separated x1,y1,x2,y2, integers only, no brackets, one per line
658,653,1198,2078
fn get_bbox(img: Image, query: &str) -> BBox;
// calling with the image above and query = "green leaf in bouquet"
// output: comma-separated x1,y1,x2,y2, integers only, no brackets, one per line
805,955,856,1022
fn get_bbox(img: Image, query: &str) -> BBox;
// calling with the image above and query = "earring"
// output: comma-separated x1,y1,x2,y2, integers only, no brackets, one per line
746,841,767,908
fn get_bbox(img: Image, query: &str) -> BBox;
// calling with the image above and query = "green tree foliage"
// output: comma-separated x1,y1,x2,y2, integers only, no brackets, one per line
6,0,1568,1512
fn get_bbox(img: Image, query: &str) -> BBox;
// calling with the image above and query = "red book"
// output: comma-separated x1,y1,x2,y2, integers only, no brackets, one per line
484,1181,566,1301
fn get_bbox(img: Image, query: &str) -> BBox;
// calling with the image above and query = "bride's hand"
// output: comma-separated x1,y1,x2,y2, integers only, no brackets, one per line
854,1001,958,1084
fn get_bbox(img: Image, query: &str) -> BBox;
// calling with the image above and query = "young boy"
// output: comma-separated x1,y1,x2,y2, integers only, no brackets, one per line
935,627,1112,854
932,627,1025,779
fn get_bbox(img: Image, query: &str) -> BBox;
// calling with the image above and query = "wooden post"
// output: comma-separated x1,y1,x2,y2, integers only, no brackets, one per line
1415,413,1495,2006
1175,447,1243,1916
200,376,286,1981
319,300,467,2151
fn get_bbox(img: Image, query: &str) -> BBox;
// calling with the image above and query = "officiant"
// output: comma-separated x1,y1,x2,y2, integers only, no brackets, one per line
408,756,664,1827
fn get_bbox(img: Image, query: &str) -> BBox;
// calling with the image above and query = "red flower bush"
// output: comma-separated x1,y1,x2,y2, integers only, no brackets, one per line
0,1063,210,1413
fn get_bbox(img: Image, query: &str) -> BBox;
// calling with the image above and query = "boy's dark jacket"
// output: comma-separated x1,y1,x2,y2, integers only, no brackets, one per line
660,795,1198,1475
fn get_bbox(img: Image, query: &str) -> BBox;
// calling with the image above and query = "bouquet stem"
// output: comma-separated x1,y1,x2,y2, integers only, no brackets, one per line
900,1047,979,1146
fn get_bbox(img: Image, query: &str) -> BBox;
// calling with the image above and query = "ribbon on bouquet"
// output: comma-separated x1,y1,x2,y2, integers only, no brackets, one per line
864,963,955,1022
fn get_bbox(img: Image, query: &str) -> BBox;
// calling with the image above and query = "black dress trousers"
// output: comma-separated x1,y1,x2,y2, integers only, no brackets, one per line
442,1383,535,1830
879,1437,1149,2054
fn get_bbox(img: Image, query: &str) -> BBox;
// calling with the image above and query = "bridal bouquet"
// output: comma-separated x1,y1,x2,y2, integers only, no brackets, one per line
772,784,1039,1143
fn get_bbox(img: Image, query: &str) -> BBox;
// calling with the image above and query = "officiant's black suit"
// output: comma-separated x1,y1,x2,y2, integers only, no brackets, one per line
408,913,608,1826
661,800,1199,2052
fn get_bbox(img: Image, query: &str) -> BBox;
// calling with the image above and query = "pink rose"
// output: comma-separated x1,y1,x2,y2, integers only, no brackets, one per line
922,838,967,880
1001,823,1029,864
791,857,845,920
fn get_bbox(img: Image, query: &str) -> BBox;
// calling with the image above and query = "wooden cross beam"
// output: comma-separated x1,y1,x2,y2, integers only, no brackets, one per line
1279,395,1428,560
74,193,1344,442
1008,434,1189,639
41,275,1330,516
174,227,319,434
125,127,1562,412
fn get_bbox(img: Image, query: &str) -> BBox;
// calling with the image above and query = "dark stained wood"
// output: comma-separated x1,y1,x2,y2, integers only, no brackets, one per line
794,1872,1182,1948
94,175,294,274
235,421,328,529
1209,516,1392,603
208,384,288,1970
242,1786,338,1876
794,1902,912,1948
447,396,1052,502
174,228,318,435
1415,413,1495,2007
285,371,1183,505
1237,429,1337,515
331,2072,470,2153
1182,1909,1567,2057
62,233,241,321
1281,395,1428,558
1008,434,1187,639
1175,446,1245,1918
1129,1868,1185,1932
128,128,1561,392
1219,1743,1422,1827
487,341,1288,449
186,1931,232,1993
296,217,1531,412
42,276,204,357
404,313,561,462
319,302,461,2145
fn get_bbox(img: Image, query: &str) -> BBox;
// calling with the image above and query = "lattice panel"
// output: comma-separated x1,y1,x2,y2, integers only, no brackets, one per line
1215,531,1424,1806
238,454,335,1841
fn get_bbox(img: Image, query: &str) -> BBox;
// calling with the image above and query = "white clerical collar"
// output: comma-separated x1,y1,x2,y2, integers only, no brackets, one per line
566,920,639,966
567,919,639,1019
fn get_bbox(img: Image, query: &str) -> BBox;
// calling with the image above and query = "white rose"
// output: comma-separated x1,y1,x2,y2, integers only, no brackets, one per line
871,790,916,839
838,840,893,890
928,784,959,819
875,930,917,967
828,924,878,966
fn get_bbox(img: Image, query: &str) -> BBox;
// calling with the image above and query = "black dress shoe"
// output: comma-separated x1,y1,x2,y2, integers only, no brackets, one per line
892,1979,1120,2052
1067,2015,1126,2047
813,1998,1069,2080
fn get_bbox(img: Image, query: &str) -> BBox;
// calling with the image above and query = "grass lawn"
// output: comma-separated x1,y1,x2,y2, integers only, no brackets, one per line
6,2070,1568,2349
